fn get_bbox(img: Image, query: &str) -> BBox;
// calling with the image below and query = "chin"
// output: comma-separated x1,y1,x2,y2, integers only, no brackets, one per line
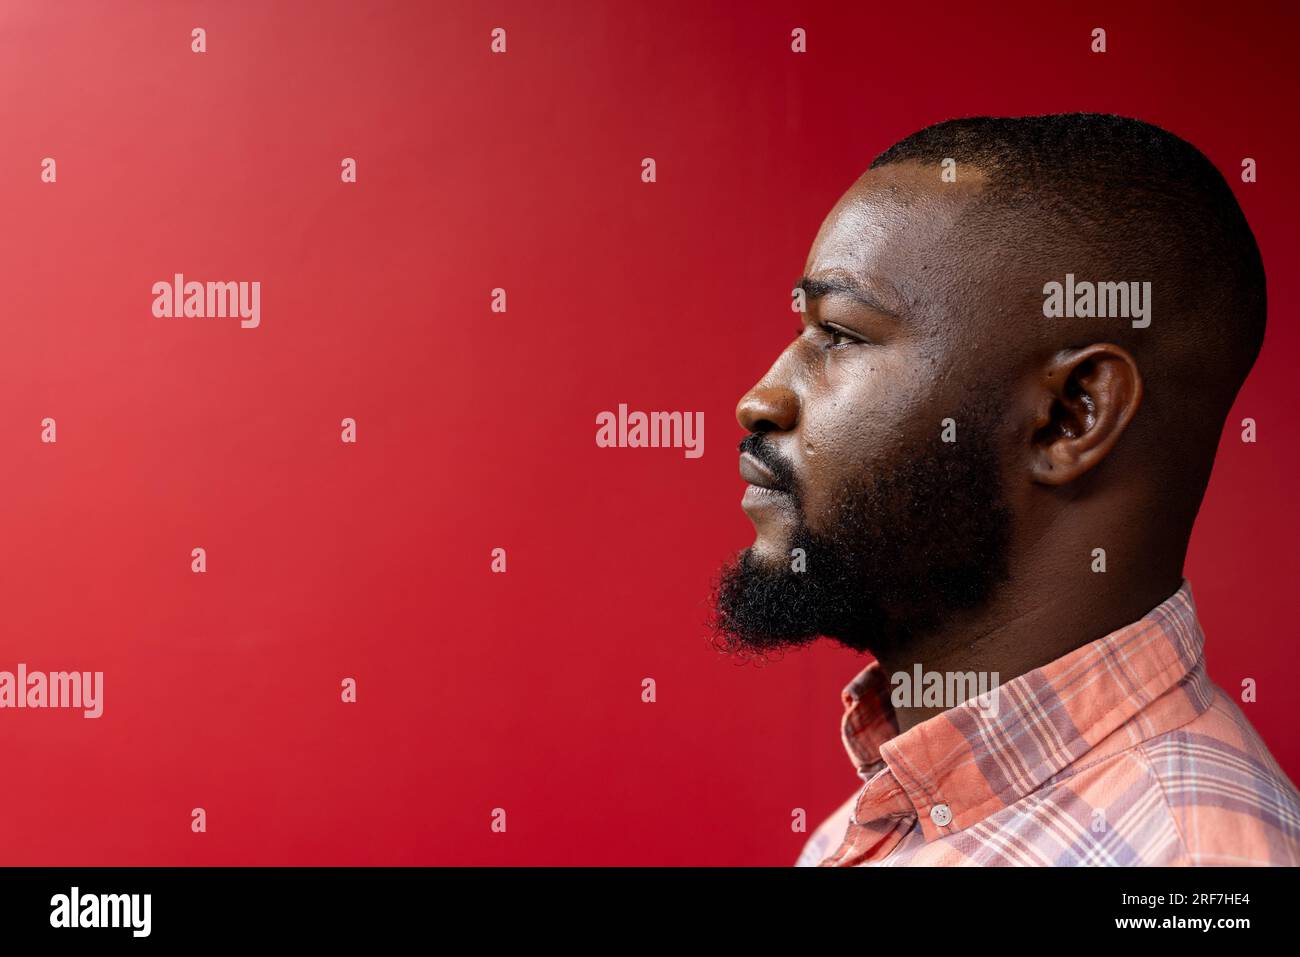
745,536,790,567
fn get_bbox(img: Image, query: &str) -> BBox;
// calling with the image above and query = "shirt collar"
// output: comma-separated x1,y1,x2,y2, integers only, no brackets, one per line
836,579,1208,840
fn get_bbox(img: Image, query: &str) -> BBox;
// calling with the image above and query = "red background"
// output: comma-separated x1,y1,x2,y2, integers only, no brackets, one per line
0,0,1296,865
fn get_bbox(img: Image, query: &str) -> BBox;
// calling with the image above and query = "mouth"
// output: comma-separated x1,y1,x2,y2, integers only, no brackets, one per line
739,451,787,492
739,451,794,513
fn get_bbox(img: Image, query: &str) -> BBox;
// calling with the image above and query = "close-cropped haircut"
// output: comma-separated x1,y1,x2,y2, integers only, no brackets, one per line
870,113,1266,386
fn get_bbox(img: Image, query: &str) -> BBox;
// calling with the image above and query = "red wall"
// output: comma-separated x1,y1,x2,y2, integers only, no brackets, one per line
0,0,1295,864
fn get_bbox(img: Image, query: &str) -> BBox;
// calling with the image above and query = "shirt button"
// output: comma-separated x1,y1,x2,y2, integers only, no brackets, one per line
930,803,952,827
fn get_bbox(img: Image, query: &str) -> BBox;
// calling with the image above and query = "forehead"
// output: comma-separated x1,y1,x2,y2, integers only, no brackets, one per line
803,161,990,318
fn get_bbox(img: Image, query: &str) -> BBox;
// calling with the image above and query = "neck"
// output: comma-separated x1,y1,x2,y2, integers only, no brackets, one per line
875,568,1184,734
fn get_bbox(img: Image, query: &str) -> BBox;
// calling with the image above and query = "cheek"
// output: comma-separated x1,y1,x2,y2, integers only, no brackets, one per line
794,356,931,526
796,386,894,526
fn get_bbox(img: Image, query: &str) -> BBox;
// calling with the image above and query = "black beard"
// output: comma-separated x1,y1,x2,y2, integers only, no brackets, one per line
708,419,1013,660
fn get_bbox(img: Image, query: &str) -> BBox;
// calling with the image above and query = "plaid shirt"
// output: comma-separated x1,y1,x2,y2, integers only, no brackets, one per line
795,581,1300,866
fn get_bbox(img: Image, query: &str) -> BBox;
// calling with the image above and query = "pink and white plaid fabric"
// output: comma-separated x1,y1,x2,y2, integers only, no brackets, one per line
796,580,1300,866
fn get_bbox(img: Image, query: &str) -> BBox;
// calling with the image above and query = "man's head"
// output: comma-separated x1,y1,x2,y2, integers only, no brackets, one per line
710,113,1266,659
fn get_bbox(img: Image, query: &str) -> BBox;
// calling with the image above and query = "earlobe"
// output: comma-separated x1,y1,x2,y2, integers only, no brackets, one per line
1029,344,1143,486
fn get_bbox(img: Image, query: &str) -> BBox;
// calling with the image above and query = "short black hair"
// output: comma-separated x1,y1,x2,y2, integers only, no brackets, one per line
870,113,1266,386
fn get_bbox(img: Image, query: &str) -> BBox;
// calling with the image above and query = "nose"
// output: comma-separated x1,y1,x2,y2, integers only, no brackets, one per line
736,378,799,434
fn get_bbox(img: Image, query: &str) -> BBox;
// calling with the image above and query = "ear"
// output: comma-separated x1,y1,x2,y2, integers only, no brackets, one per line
1029,343,1143,486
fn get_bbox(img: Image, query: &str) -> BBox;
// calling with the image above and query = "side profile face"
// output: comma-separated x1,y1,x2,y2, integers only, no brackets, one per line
714,160,1028,657
738,161,1002,564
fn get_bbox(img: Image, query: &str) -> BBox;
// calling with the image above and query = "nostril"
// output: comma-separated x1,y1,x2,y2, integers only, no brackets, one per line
738,386,799,433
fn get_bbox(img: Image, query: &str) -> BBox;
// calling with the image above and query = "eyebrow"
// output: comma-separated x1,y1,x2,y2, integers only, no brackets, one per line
796,275,903,318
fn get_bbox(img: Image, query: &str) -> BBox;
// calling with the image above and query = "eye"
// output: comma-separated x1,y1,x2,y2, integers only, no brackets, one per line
818,322,858,350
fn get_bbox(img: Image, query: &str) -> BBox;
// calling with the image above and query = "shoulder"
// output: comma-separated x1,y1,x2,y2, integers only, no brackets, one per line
1135,686,1300,866
1022,684,1300,866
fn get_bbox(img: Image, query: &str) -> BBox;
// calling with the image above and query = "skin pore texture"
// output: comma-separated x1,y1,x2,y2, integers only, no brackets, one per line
709,158,1243,734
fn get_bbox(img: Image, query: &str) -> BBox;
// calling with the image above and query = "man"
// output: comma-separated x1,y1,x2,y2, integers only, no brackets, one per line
709,113,1300,866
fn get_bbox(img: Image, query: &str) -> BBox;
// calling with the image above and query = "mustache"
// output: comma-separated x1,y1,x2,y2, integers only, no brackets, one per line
738,433,799,498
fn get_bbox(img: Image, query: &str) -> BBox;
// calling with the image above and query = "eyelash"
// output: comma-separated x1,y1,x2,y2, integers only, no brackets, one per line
798,322,860,350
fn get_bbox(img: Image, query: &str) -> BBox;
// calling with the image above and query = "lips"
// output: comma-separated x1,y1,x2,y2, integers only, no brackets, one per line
739,451,788,493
